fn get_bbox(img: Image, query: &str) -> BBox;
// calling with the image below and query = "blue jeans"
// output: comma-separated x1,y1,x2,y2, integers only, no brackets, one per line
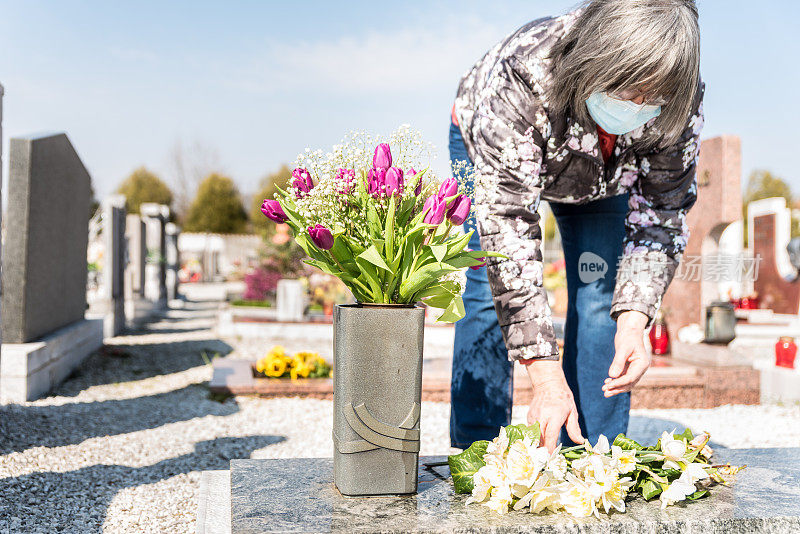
449,121,630,448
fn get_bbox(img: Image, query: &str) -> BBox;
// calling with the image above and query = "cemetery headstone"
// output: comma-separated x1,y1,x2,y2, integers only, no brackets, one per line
102,195,127,337
750,197,800,314
165,222,180,301
662,135,743,332
1,133,103,402
125,214,146,298
277,279,305,322
140,203,169,305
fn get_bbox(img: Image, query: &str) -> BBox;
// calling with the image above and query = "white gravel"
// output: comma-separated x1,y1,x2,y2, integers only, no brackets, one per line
1,293,799,533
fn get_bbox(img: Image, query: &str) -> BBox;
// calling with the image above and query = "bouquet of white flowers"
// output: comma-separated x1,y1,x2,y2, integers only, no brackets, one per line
449,424,743,517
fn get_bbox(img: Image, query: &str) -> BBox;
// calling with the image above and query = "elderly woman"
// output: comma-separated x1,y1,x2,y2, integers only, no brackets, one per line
450,0,703,451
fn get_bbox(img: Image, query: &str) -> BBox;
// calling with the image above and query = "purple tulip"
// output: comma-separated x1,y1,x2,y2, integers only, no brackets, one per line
373,143,392,170
422,195,446,225
335,168,355,194
447,194,471,225
308,224,334,250
439,177,459,198
260,199,288,223
292,168,314,197
367,168,386,197
384,167,404,196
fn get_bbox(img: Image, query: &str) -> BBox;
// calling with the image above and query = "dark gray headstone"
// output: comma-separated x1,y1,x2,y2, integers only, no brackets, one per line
230,449,800,533
2,133,91,343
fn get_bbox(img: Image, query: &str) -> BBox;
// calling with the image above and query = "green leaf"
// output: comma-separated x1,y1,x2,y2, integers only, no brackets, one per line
421,291,455,310
448,440,489,494
430,243,448,263
638,479,663,500
687,489,709,501
303,259,341,277
358,245,391,271
355,257,383,299
436,294,465,323
613,433,644,450
444,230,473,259
400,263,454,300
504,423,541,445
443,255,485,269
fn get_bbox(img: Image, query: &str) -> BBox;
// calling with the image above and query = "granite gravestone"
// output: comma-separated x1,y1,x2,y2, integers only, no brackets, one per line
216,448,800,533
1,132,103,402
165,222,180,301
750,198,800,314
661,135,743,333
2,133,92,343
102,195,127,337
0,83,4,348
140,203,169,304
125,214,147,298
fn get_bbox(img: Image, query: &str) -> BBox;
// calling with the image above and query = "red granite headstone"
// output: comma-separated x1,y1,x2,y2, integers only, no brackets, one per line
662,136,742,332
753,212,800,314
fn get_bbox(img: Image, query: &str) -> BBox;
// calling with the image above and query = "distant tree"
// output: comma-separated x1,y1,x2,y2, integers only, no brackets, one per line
742,170,799,244
117,167,173,214
183,173,249,234
250,165,291,239
168,139,222,223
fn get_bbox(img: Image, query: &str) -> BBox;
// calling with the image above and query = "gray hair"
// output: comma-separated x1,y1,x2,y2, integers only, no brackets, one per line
549,0,701,147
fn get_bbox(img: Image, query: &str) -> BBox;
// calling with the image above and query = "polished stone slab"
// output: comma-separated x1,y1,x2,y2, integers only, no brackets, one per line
230,448,800,533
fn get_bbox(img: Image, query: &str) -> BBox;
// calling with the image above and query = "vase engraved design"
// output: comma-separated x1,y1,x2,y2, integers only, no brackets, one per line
332,304,425,495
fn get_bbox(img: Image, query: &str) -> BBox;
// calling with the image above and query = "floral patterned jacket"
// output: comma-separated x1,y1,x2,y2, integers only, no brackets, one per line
453,10,705,361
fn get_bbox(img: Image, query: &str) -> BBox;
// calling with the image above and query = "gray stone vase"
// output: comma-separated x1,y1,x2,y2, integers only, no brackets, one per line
332,303,425,496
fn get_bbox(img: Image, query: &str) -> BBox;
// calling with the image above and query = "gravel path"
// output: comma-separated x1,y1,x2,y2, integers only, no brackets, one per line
1,292,799,533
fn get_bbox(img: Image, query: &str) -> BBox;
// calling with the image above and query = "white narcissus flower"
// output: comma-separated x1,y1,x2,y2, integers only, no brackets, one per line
467,463,503,505
545,446,568,479
689,433,714,459
660,471,697,509
611,445,638,474
562,472,600,518
660,431,688,471
682,462,711,484
483,484,513,515
506,438,549,488
513,472,568,514
485,427,509,459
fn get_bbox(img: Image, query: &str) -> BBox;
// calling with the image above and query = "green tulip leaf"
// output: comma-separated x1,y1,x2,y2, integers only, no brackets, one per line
638,479,663,500
358,245,391,272
436,294,465,323
430,244,448,263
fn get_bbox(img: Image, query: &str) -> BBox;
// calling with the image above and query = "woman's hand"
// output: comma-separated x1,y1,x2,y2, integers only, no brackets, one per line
603,310,651,397
526,360,583,452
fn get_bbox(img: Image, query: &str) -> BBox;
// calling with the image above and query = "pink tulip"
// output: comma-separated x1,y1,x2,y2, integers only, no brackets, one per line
292,168,314,197
439,177,458,198
447,194,471,225
308,224,334,250
367,168,386,197
260,199,288,223
373,143,392,170
423,195,446,225
384,167,404,196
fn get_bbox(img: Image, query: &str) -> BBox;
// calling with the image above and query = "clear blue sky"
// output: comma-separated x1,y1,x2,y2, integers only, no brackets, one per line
1,0,798,202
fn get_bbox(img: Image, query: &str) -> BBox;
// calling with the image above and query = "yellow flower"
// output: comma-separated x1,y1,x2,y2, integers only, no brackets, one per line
258,355,288,377
289,354,312,380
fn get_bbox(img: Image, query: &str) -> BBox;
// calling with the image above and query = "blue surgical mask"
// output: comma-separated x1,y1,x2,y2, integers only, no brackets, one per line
585,92,661,135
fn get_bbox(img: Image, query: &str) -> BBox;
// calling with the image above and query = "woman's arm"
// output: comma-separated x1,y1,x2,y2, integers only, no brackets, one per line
604,82,705,396
466,57,560,362
464,58,584,448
